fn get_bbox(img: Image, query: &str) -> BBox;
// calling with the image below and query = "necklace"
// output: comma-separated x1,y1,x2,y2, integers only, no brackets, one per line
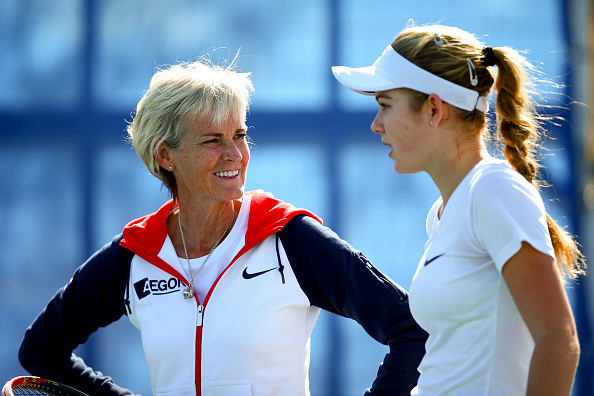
178,204,235,300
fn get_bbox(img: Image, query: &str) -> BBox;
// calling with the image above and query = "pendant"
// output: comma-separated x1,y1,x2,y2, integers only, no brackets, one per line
183,287,194,299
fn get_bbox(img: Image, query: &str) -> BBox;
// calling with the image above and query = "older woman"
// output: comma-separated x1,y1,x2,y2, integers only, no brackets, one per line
18,58,427,396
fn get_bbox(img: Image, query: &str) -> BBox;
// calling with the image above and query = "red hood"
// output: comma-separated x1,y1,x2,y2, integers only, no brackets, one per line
120,190,322,264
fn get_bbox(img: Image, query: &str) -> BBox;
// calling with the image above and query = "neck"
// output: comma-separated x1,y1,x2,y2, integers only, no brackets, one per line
429,139,486,209
171,199,237,258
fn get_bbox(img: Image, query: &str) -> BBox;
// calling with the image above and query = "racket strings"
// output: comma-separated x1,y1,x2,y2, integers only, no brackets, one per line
12,390,49,395
12,384,72,395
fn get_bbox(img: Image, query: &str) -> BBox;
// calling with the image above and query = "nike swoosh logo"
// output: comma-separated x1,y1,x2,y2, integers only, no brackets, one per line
242,267,276,279
424,253,445,266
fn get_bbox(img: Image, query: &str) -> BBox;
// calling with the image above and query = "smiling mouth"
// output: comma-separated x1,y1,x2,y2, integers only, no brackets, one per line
215,170,240,178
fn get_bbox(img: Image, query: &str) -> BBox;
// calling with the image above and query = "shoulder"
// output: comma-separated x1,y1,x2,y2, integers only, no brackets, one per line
283,214,328,234
74,234,134,297
470,158,533,188
468,159,542,206
279,215,361,282
466,160,553,264
281,215,349,251
86,234,133,271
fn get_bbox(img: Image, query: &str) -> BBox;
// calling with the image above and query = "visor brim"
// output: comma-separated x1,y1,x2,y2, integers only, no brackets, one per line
332,46,488,113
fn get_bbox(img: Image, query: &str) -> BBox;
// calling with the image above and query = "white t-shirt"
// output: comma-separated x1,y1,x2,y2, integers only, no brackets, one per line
409,158,555,396
177,195,250,303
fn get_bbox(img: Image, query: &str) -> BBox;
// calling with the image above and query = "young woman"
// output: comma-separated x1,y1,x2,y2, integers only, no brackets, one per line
332,24,586,396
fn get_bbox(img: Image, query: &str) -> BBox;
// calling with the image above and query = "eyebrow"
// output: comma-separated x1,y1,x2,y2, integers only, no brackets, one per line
201,128,246,137
375,93,392,101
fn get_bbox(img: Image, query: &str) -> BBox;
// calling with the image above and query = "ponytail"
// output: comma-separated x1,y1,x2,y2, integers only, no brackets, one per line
490,47,586,282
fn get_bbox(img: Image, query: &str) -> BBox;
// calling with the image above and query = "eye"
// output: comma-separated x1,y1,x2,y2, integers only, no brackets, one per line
234,133,247,141
200,139,218,147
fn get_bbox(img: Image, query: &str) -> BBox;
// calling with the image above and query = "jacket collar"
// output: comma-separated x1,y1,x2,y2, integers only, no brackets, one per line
120,189,322,262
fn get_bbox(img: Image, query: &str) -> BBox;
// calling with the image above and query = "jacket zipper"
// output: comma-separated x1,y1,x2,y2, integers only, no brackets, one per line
196,255,252,393
196,303,204,396
193,247,248,396
196,304,204,326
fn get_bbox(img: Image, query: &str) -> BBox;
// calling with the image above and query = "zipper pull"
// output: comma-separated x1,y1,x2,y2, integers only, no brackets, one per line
196,304,204,327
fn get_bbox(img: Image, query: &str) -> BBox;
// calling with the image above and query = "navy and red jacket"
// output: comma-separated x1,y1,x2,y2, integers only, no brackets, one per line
19,190,427,396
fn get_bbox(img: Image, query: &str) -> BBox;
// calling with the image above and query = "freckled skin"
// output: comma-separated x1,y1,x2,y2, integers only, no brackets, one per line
371,90,432,175
170,117,250,206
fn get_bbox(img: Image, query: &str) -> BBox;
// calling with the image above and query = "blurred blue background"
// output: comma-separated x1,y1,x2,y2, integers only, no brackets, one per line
1,0,593,395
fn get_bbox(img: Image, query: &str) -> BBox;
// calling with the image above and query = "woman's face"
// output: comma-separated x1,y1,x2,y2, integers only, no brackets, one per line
371,89,434,174
170,116,250,204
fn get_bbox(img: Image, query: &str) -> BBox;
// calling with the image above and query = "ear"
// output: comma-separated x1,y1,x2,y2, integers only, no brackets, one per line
154,141,174,171
426,94,450,127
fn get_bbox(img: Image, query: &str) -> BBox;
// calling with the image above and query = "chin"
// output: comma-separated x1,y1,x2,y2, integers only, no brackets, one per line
234,189,245,199
393,163,413,175
228,186,245,200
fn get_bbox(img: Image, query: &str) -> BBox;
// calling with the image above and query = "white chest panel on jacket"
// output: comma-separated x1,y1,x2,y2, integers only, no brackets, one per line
127,233,320,396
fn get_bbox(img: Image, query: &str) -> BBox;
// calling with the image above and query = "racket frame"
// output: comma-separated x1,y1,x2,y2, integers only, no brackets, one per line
2,376,88,396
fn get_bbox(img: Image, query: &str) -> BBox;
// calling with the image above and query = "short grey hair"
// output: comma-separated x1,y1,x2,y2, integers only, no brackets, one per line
127,55,253,198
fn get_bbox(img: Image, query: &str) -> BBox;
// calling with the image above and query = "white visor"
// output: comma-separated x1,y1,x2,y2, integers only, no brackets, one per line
332,46,488,113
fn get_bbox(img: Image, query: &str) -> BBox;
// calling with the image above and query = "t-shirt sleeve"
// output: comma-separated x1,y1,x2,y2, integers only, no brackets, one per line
470,171,555,273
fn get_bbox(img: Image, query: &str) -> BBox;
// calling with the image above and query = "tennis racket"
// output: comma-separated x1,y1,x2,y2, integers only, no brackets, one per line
2,376,88,396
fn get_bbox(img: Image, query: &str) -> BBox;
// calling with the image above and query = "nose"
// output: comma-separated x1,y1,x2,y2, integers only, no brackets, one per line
371,113,383,135
222,140,243,161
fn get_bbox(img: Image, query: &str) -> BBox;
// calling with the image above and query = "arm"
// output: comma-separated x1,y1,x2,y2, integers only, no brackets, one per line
471,171,580,395
503,242,580,396
18,234,139,396
279,215,427,396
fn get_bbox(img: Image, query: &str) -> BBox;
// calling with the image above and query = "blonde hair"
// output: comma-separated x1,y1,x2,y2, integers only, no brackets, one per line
127,55,254,200
393,24,586,282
